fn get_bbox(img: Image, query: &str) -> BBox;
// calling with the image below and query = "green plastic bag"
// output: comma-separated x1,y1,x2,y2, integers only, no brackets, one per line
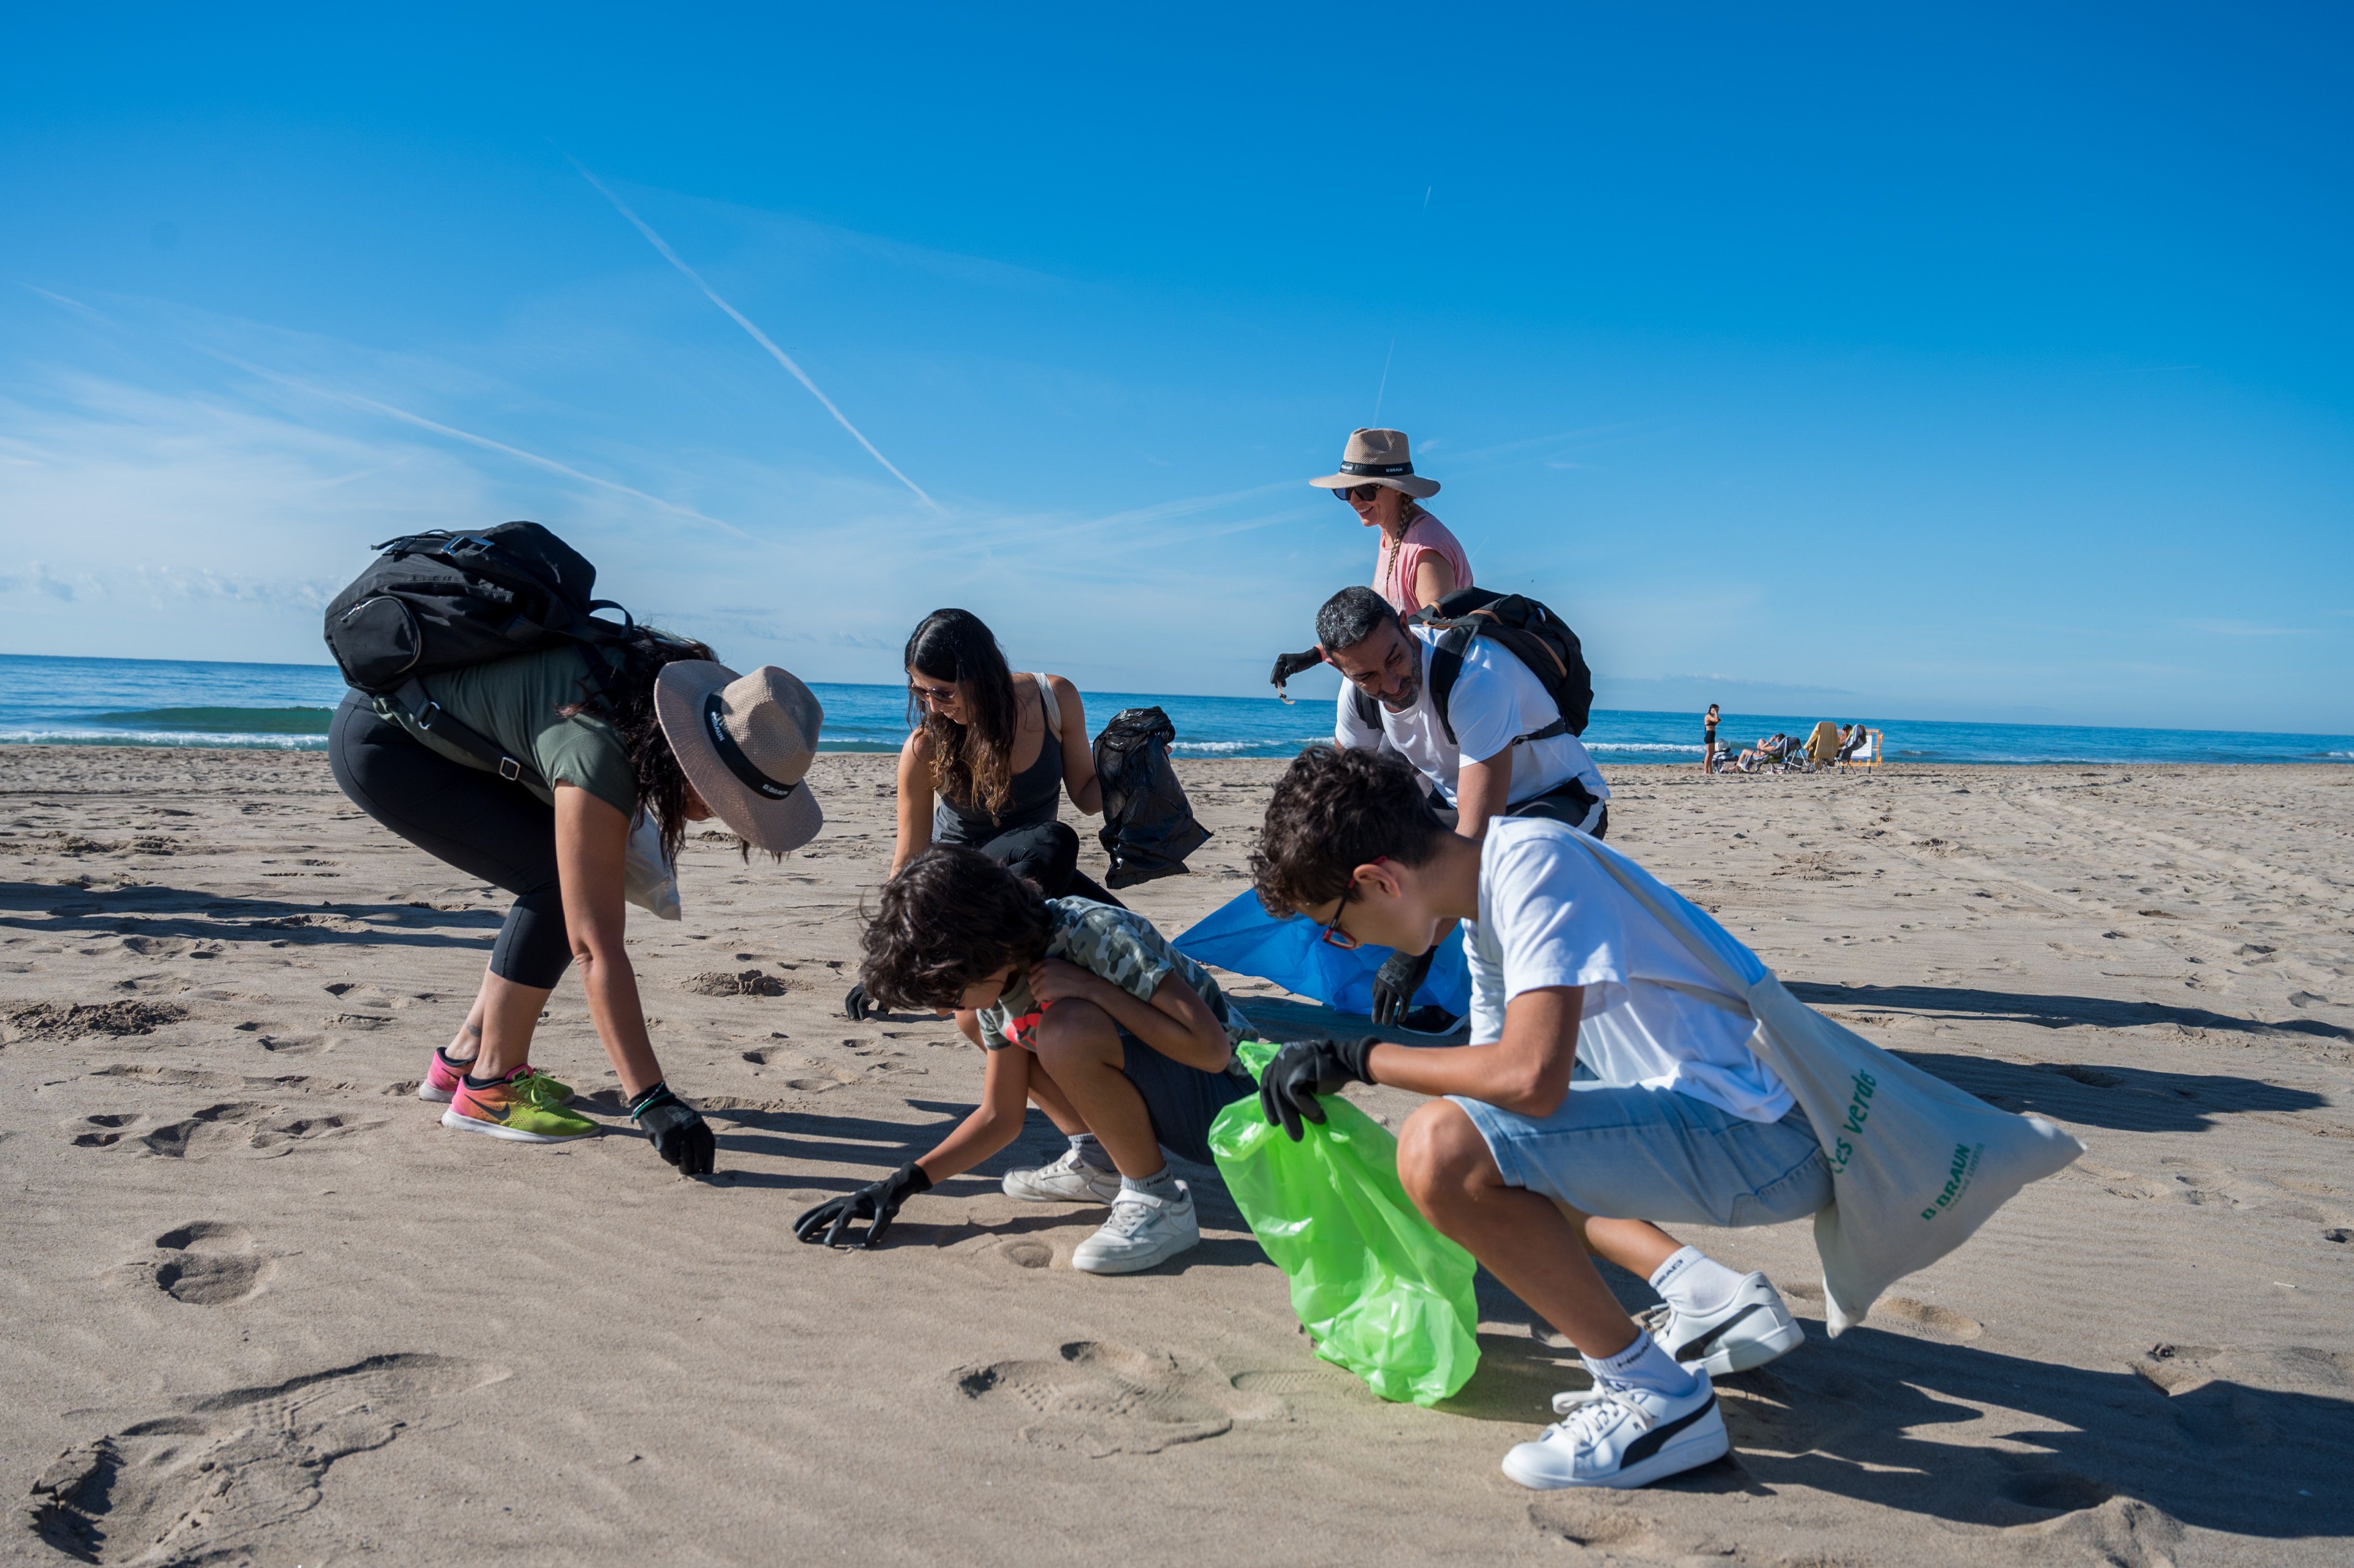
1207,1039,1481,1405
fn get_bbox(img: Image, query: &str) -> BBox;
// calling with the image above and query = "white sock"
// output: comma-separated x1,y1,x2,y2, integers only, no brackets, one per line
1121,1167,1178,1200
1068,1132,1117,1172
1584,1331,1697,1398
1649,1246,1745,1318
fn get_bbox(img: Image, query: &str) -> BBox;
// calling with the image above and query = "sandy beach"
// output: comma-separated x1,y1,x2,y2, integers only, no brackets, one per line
3,747,2349,1566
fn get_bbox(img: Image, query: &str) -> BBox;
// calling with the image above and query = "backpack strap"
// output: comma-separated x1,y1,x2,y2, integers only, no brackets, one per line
1423,621,1569,752
390,680,548,793
1032,673,1062,742
1351,685,1381,732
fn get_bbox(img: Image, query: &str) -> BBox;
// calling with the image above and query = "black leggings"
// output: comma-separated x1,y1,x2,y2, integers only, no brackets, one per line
328,694,578,989
944,819,1125,908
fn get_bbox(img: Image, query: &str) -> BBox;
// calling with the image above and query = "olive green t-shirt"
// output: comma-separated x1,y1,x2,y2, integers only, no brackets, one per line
374,645,637,817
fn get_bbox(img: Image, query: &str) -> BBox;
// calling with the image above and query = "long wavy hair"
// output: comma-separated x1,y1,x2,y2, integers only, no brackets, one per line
904,608,1022,816
560,625,720,861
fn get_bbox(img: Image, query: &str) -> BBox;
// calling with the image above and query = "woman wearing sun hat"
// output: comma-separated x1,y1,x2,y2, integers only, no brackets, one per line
327,626,824,1174
1270,428,1476,695
1313,427,1473,616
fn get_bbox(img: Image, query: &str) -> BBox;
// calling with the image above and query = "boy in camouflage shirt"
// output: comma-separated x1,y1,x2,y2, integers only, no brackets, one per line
796,847,1252,1274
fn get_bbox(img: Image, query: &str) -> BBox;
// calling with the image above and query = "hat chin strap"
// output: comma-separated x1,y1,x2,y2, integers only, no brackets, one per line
703,693,804,801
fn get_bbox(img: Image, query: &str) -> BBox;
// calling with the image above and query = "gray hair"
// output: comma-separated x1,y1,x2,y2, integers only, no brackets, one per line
1316,586,1401,653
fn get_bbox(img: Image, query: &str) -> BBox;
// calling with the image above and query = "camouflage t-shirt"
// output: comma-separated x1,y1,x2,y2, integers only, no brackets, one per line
977,898,1249,1077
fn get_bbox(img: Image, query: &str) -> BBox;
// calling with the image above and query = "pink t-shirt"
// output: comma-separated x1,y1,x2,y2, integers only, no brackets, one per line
1375,511,1474,615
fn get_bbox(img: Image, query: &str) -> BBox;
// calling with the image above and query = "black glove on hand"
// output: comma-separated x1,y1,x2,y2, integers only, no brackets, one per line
1259,1037,1379,1142
844,983,871,1022
793,1162,932,1249
630,1082,716,1175
1268,647,1325,689
1369,947,1438,1026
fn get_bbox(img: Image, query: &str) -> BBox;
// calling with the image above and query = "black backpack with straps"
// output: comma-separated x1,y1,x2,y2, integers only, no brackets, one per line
322,522,637,790
1350,586,1594,748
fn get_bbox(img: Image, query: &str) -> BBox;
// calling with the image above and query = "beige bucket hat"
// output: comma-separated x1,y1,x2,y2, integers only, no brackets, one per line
654,661,825,853
1308,427,1441,500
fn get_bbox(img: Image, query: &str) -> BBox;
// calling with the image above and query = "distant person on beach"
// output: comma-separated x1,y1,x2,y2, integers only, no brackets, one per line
1267,427,1473,696
798,847,1249,1273
845,608,1116,1021
1702,704,1720,774
1839,723,1868,762
1320,584,1610,1034
1249,747,1818,1491
328,634,824,1171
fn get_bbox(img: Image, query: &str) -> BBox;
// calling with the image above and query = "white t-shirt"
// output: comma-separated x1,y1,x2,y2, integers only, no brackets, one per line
1468,818,1794,1123
1333,627,1608,814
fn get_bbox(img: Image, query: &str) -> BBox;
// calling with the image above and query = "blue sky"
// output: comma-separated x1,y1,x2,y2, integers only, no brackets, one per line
2,4,2348,731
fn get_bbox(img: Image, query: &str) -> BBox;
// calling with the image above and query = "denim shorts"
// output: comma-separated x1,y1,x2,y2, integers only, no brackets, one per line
1449,1080,1831,1229
1119,1028,1253,1167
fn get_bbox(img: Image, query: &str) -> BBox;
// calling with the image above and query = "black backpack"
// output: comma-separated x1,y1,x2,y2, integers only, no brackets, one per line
1351,586,1594,748
322,522,636,788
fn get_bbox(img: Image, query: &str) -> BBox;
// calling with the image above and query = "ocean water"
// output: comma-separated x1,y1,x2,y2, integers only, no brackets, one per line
0,654,2347,766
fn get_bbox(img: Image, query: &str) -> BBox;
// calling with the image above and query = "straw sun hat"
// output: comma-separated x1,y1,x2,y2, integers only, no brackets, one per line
1307,427,1441,500
653,661,825,853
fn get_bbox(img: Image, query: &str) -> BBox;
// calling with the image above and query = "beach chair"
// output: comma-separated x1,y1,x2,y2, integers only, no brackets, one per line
1802,721,1842,772
1839,728,1882,769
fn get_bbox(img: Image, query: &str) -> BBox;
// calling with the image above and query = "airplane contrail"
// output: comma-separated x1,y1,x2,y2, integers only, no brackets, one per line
203,349,753,539
569,158,941,512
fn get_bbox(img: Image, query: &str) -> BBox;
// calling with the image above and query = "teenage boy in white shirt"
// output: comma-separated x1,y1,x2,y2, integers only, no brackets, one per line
1316,585,1613,1033
1247,746,1824,1491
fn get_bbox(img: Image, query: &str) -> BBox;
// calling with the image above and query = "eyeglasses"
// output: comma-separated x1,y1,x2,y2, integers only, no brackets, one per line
1318,880,1362,950
1317,857,1386,949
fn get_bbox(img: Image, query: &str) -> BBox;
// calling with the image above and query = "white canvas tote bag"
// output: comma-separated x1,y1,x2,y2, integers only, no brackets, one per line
1568,833,2083,1335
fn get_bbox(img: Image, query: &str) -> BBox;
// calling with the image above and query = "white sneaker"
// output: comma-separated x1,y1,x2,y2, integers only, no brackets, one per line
1646,1273,1805,1378
1505,1374,1728,1490
1070,1185,1199,1274
1002,1148,1124,1205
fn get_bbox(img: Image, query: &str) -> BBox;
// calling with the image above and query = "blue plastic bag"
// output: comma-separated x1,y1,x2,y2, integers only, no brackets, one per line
1176,891,1470,1017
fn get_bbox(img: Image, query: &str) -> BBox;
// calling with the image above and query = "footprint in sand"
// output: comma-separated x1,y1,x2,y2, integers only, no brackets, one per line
1872,1296,1984,1341
23,1353,508,1563
66,1114,140,1148
138,1103,269,1159
149,1222,271,1305
952,1341,1283,1457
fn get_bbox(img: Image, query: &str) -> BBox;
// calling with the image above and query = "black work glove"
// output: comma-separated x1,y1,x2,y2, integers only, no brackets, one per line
793,1162,932,1249
1369,947,1437,1026
844,982,871,1022
1269,647,1325,689
630,1081,715,1175
1259,1037,1379,1142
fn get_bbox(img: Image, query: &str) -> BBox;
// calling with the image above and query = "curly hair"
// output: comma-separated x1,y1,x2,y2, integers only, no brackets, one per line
858,847,1055,1012
905,608,1023,817
1250,745,1448,918
558,624,719,863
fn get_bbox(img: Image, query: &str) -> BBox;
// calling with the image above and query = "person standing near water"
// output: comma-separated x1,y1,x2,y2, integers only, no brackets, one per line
1702,704,1720,774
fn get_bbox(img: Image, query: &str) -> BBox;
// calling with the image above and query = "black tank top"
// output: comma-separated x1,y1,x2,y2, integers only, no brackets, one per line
932,677,1062,844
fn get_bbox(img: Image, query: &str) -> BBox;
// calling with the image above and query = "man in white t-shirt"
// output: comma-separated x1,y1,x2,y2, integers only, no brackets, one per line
1247,746,1829,1493
1315,585,1613,1033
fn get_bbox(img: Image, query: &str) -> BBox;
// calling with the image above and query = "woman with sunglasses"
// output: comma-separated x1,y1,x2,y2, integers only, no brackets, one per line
1270,428,1474,698
845,608,1117,1020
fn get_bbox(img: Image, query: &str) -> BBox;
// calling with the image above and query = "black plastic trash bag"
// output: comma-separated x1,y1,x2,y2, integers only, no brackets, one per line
1093,707,1211,889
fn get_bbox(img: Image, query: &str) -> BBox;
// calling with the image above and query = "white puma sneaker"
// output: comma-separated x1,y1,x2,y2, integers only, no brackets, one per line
1002,1148,1124,1205
1071,1185,1199,1274
1505,1374,1728,1491
1645,1272,1806,1378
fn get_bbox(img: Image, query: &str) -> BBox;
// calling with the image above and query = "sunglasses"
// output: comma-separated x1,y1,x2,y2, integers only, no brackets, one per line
908,679,959,708
1332,484,1383,504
